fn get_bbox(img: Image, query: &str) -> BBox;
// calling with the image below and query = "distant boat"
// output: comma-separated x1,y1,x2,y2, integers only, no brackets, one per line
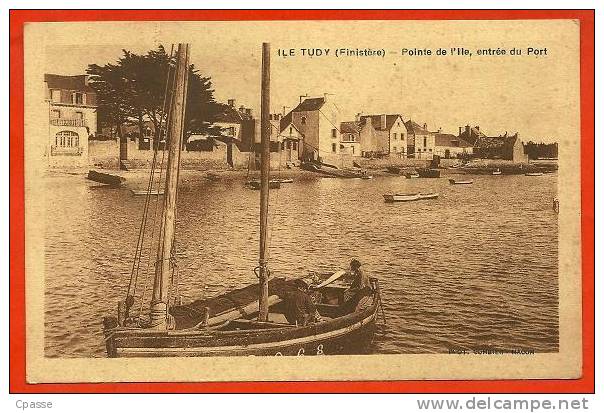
383,192,438,202
276,178,294,184
525,172,543,176
360,175,373,180
87,170,125,187
246,179,281,189
131,189,164,196
405,173,420,179
492,169,502,175
449,178,473,185
417,168,441,178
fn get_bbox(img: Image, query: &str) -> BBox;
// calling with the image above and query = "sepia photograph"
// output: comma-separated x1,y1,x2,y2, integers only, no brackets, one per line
19,16,585,383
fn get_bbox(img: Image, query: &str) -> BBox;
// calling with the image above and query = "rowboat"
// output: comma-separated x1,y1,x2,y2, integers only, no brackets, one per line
492,169,502,175
383,192,438,202
525,172,543,176
87,170,125,187
405,173,419,179
417,168,441,178
131,189,164,196
103,43,382,358
449,179,473,185
246,179,281,189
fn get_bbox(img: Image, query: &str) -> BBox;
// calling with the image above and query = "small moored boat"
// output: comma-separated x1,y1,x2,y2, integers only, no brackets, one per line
449,178,473,185
525,172,543,176
383,192,438,202
405,173,420,179
246,179,281,189
492,169,502,175
87,170,125,187
131,189,164,196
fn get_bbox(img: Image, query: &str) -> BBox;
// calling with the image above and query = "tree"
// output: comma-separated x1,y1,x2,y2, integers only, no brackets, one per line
87,46,221,147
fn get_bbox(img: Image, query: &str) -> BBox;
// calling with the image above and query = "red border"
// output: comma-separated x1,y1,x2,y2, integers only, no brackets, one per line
9,9,595,394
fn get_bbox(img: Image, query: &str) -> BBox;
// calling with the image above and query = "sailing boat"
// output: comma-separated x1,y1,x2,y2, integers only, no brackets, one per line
103,43,383,357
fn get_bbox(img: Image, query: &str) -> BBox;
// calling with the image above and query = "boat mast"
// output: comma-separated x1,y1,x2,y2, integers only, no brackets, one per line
258,42,271,321
149,43,190,329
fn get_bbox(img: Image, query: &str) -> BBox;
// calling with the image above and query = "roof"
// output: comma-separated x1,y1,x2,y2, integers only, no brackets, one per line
214,104,253,124
405,120,430,135
340,121,361,134
280,97,326,130
435,133,473,148
360,114,402,131
475,134,519,149
459,125,486,145
44,74,95,93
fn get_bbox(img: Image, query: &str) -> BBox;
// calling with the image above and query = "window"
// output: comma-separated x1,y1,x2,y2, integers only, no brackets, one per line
72,92,85,105
289,127,293,135
301,116,306,125
286,141,291,149
424,137,427,147
50,89,61,102
350,134,355,141
281,142,285,150
331,129,337,138
55,131,79,147
227,127,235,136
352,146,355,155
75,111,84,119
50,109,60,118
393,133,397,140
393,146,397,152
332,143,337,153
292,142,297,150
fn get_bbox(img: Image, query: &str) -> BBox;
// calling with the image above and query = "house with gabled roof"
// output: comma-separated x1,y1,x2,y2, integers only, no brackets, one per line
474,132,527,162
340,121,361,157
434,132,474,158
357,114,407,158
280,95,341,164
405,120,435,159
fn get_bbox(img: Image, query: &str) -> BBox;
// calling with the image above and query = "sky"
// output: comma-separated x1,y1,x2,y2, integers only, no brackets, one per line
42,20,579,143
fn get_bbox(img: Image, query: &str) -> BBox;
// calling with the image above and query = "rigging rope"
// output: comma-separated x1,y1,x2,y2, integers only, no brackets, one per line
132,44,175,321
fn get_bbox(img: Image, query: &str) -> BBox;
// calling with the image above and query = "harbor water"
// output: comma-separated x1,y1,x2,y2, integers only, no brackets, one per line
44,172,558,357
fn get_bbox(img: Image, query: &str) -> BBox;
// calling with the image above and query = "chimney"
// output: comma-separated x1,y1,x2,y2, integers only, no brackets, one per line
246,108,252,116
459,126,462,136
299,94,308,104
423,122,427,131
476,125,480,131
381,114,387,130
355,112,362,122
228,99,236,107
465,125,471,136
438,127,442,133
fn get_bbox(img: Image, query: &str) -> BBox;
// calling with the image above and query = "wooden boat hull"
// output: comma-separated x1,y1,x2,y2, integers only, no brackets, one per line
525,172,543,176
105,299,378,357
384,193,419,202
449,179,473,185
87,170,125,187
383,193,438,202
247,180,281,189
131,189,164,196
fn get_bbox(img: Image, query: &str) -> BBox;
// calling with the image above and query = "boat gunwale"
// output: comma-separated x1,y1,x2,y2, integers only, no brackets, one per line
108,294,378,339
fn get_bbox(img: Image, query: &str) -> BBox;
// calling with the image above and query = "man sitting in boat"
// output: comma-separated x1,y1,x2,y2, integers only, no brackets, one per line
342,259,372,313
283,279,322,326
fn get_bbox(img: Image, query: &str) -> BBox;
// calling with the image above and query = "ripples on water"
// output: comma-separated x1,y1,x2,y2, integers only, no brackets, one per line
44,172,558,357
